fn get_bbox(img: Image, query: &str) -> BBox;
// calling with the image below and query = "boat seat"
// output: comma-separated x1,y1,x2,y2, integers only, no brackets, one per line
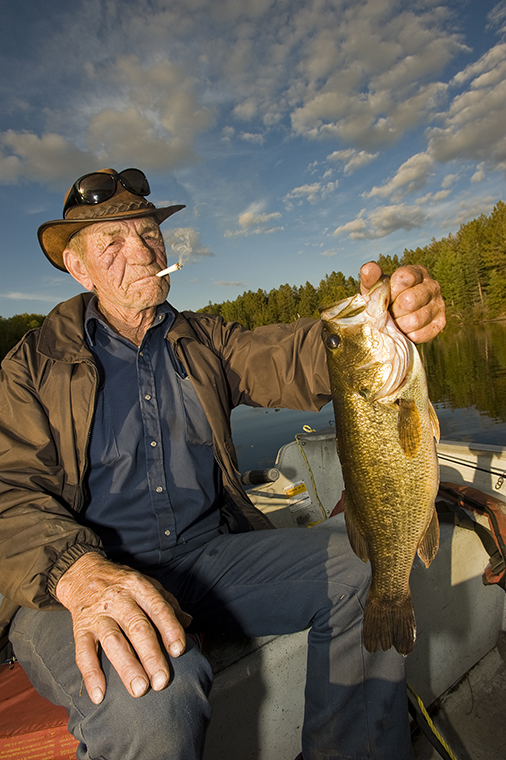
0,661,78,760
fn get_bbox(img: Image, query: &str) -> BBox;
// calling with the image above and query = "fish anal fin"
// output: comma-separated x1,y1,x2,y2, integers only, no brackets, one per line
397,398,422,457
363,591,416,655
429,401,440,442
417,506,440,568
344,494,369,563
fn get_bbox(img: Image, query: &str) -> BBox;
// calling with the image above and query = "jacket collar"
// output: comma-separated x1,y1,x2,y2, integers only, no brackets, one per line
36,293,197,363
37,293,95,363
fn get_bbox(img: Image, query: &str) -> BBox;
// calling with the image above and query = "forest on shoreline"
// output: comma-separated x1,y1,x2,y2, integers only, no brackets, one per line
197,200,506,328
1,201,505,360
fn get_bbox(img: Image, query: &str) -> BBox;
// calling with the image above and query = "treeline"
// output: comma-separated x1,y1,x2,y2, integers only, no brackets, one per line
198,271,360,329
0,314,46,362
198,201,506,327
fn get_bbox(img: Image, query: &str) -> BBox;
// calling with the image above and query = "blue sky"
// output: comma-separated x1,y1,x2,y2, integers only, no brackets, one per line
0,0,505,318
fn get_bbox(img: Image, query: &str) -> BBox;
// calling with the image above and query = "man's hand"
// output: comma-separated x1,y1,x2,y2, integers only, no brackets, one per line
55,552,192,704
360,262,446,343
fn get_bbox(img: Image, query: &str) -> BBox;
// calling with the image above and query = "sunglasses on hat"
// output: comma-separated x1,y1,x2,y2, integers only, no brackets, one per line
63,168,151,218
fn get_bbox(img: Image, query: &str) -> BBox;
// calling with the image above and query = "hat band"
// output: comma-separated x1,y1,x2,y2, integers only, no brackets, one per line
66,196,157,221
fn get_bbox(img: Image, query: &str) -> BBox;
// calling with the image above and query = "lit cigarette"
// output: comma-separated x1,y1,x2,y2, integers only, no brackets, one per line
156,263,183,277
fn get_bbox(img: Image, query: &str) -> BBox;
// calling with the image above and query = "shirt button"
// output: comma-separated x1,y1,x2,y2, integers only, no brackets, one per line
164,529,171,536
150,440,157,447
145,394,151,401
155,486,163,493
139,351,144,357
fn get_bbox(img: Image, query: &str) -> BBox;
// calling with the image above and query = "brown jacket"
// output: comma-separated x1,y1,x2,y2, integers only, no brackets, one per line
0,293,330,648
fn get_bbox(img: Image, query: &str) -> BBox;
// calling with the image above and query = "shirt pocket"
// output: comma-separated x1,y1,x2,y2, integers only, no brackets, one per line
89,393,120,465
177,375,213,446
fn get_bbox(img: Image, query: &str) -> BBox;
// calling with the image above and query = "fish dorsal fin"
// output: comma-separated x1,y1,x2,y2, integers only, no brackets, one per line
429,401,440,443
397,398,422,457
417,506,440,568
344,493,369,563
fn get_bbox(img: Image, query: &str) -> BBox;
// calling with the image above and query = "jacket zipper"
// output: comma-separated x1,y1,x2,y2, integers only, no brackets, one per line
74,358,100,514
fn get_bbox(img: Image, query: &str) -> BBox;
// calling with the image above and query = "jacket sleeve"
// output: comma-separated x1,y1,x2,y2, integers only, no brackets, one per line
188,314,331,411
0,335,104,613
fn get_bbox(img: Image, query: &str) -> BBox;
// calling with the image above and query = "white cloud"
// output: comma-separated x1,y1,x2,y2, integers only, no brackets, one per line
427,43,506,171
239,132,266,145
327,149,379,174
367,153,434,198
471,163,486,183
283,181,338,207
1,0,505,198
333,204,427,239
224,204,283,237
441,196,497,228
441,173,458,189
224,225,283,238
0,291,62,303
0,55,213,184
486,1,506,33
238,210,282,228
0,131,91,185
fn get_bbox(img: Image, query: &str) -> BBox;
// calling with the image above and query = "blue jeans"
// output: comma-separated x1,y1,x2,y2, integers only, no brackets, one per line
9,518,412,760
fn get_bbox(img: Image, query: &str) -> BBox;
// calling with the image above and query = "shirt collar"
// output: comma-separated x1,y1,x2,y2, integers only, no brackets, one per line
84,296,176,347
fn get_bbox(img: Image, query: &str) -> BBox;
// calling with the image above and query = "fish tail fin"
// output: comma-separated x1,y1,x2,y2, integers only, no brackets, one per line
363,592,416,655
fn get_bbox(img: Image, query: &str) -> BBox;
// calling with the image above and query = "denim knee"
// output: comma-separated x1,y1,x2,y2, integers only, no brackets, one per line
74,642,213,760
10,607,213,760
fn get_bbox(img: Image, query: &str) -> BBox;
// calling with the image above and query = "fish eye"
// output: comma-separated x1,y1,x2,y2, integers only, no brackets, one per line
326,334,341,349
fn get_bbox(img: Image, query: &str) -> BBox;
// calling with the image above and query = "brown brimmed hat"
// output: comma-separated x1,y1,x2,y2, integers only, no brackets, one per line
37,168,185,272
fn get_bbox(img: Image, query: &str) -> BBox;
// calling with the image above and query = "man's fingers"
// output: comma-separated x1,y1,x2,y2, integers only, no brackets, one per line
73,631,107,704
131,579,188,659
359,261,446,343
389,264,424,303
359,261,382,293
146,576,193,629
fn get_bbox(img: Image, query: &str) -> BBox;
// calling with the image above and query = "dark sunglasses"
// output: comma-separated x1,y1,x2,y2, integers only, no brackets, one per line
63,168,151,217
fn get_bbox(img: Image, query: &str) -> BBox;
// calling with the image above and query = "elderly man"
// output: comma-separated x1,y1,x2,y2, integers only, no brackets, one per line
0,168,445,760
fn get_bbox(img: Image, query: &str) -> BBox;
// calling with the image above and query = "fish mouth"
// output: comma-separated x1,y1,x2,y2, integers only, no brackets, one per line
320,275,413,400
320,275,390,324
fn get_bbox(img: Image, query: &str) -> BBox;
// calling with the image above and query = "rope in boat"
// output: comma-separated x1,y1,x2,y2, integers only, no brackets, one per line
437,452,505,491
295,430,327,522
407,684,458,760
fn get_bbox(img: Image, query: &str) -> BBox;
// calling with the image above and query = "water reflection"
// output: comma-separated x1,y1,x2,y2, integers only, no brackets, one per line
421,321,506,446
232,321,506,472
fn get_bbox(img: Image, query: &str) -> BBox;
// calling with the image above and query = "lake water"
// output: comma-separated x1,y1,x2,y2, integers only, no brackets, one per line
231,321,506,473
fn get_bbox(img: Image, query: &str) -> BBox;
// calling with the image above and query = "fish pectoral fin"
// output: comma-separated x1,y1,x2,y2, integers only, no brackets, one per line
429,401,440,442
344,496,369,563
397,398,422,457
417,506,440,568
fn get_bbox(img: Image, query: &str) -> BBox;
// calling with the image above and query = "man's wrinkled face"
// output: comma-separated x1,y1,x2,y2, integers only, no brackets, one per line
70,217,170,313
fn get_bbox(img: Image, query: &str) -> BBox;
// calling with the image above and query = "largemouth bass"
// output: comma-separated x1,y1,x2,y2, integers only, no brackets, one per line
320,276,440,655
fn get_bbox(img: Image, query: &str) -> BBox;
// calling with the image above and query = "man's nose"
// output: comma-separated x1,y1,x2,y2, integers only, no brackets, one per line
125,234,154,263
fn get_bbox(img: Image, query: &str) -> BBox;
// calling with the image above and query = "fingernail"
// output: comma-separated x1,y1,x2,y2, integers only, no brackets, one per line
151,670,168,691
170,639,184,658
91,687,104,704
131,676,148,697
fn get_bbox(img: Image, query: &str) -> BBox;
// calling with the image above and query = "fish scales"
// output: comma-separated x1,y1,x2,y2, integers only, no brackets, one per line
320,275,440,654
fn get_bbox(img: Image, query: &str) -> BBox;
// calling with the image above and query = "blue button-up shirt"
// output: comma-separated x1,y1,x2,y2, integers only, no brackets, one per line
81,298,224,568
